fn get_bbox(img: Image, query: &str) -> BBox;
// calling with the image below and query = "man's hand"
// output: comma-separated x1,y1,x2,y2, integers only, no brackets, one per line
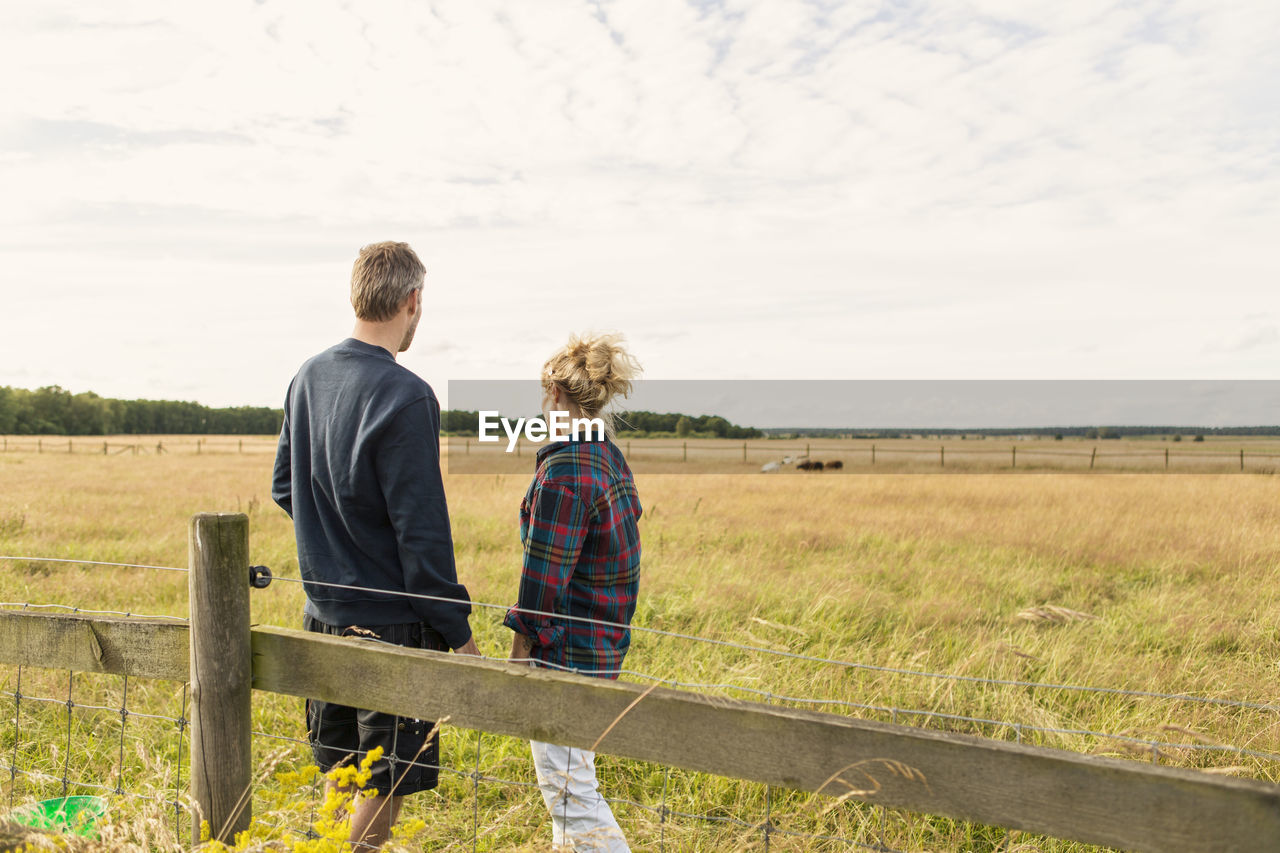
509,632,533,663
453,636,480,657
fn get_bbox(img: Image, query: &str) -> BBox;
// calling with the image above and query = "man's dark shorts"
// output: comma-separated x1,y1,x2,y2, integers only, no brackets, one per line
304,615,448,796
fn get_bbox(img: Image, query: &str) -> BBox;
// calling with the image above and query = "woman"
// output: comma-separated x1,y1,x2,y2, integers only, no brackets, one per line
504,332,642,853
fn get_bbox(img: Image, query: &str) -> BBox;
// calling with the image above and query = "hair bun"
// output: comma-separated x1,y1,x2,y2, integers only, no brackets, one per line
543,332,642,418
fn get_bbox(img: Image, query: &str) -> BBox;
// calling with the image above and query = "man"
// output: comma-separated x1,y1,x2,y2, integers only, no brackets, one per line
272,241,478,850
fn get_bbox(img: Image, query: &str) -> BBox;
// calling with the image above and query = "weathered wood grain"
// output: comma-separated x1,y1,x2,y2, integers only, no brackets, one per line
253,626,1280,853
187,513,252,845
0,610,186,679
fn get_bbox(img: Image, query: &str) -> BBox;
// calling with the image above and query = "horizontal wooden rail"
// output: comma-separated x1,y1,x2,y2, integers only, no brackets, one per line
0,610,187,680
2,612,1278,851
252,627,1280,852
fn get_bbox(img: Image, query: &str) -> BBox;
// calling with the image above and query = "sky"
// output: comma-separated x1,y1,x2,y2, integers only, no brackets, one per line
2,1,1278,414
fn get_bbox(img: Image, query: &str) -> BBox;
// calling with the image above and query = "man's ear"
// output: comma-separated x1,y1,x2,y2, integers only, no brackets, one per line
405,288,420,315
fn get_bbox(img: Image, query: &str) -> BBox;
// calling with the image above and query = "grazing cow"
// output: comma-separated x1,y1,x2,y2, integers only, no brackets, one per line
825,460,843,470
797,459,824,471
760,461,781,473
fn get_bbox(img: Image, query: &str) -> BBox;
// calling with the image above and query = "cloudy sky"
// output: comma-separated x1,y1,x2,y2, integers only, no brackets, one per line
2,1,1277,410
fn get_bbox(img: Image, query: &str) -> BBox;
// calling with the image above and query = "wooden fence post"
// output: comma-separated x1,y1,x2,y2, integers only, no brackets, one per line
188,513,253,846
626,440,631,457
68,439,73,454
1240,449,1244,471
103,441,108,456
805,443,810,458
742,441,747,463
1011,446,1016,469
1090,447,1096,469
38,438,42,454
465,439,470,455
1165,448,1169,470
682,441,687,462
238,440,243,454
871,444,875,465
940,445,945,468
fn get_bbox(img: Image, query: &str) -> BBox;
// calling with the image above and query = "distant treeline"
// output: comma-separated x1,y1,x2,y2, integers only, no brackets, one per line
0,386,283,435
2,387,764,440
616,411,762,439
443,409,763,439
760,426,1280,438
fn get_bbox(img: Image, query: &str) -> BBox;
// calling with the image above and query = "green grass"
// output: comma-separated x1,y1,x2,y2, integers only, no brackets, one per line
1,448,1278,850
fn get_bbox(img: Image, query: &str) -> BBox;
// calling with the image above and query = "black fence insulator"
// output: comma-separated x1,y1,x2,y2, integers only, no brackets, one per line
249,565,273,589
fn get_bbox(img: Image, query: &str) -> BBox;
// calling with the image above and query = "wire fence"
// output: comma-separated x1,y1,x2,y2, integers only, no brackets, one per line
1,553,1278,850
0,436,277,457
7,433,1280,474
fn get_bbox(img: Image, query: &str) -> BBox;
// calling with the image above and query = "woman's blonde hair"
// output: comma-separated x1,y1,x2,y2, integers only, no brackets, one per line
542,332,641,437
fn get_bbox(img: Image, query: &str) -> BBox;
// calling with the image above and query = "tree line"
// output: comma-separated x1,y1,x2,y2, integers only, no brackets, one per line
442,409,761,439
0,386,283,435
2,387,764,440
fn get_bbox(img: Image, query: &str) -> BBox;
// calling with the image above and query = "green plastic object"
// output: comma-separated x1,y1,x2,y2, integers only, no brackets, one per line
6,795,108,837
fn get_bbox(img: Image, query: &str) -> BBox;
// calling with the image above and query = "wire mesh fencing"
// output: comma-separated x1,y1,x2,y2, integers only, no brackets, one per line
1,550,1279,850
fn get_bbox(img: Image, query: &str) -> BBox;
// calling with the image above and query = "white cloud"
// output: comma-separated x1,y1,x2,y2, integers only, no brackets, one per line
1,0,1278,407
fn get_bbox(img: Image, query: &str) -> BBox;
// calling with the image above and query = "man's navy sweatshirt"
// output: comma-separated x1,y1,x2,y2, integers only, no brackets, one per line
272,338,471,648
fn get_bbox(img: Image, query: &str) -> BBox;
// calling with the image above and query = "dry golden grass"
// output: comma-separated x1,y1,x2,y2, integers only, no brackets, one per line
1,439,1278,850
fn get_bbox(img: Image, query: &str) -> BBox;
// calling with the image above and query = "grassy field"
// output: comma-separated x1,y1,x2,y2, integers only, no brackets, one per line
1,438,1278,850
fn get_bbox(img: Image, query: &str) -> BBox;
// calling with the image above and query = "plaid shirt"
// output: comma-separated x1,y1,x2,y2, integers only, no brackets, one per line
504,437,642,679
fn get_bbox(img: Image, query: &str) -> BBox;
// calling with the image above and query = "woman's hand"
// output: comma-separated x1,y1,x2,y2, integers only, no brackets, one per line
509,632,533,663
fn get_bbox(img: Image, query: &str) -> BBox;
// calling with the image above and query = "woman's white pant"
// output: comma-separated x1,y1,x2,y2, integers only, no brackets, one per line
530,740,630,852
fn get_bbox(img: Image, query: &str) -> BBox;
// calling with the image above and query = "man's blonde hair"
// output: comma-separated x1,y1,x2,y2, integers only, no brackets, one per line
350,241,426,321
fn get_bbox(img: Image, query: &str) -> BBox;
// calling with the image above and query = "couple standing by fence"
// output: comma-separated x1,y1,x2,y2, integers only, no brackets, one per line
271,241,642,852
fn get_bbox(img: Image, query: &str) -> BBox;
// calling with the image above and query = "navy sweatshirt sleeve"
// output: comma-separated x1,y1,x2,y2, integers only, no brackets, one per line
271,396,293,518
375,396,472,647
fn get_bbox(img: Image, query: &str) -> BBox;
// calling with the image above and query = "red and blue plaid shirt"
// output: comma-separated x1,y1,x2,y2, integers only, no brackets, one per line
504,437,642,679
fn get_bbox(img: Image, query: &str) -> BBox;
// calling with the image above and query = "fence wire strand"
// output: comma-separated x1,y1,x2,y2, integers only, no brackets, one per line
2,551,1275,715
0,555,187,573
2,549,1278,850
264,575,1280,714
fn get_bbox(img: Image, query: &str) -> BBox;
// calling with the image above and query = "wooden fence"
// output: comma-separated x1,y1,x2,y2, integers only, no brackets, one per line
0,514,1277,851
0,437,277,456
6,435,1280,473
447,437,1280,473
